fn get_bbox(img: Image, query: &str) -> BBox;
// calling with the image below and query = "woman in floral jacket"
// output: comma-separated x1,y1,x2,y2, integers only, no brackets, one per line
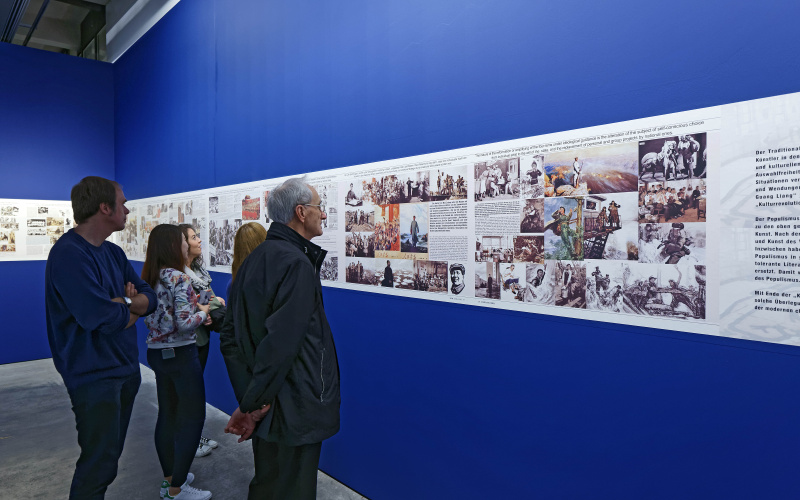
142,224,212,500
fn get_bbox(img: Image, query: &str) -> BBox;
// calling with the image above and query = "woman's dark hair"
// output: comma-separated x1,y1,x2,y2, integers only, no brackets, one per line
177,223,203,269
70,176,120,224
141,224,185,287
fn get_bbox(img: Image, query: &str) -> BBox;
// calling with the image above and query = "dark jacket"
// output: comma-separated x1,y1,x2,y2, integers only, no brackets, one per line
220,222,340,446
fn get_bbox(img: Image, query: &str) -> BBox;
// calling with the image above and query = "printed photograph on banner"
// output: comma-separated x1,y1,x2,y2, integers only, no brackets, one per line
499,263,525,302
0,206,19,216
520,198,544,233
639,133,708,182
345,257,377,285
585,261,625,312
544,143,638,198
321,254,338,282
620,263,706,320
412,260,448,293
262,190,271,224
523,262,556,305
0,216,19,230
241,195,260,221
475,235,514,263
513,235,544,263
520,155,545,199
345,206,374,232
345,232,375,258
638,179,707,224
553,260,586,308
448,262,468,295
208,218,241,267
475,261,501,299
0,230,16,252
383,259,415,289
398,171,431,203
399,203,429,254
374,204,400,252
359,175,404,205
582,193,639,260
344,181,364,207
544,197,584,260
638,222,706,265
474,158,520,202
429,165,468,201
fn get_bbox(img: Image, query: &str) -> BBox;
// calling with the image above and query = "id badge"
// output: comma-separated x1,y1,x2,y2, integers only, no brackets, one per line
162,348,175,360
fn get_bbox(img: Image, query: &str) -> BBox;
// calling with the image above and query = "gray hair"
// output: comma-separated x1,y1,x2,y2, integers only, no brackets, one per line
267,177,313,224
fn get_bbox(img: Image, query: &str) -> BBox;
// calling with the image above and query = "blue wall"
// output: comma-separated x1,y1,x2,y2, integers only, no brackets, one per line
3,0,800,498
112,0,800,498
0,43,114,365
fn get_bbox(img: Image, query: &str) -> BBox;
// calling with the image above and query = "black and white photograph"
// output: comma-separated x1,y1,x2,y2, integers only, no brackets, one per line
638,222,706,265
475,235,514,263
475,261,501,299
209,196,220,214
208,218,240,266
448,262,468,295
474,158,520,201
520,198,544,233
639,133,707,182
344,181,364,207
27,218,45,228
345,208,374,232
523,262,556,305
384,259,415,289
619,263,706,319
321,255,338,282
345,232,376,258
27,227,46,236
429,166,468,201
585,261,625,312
37,206,48,214
345,257,378,285
520,155,545,198
554,260,586,308
412,260,448,293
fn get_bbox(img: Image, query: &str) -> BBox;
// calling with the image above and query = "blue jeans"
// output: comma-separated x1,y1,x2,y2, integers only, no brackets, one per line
147,344,206,488
68,372,141,499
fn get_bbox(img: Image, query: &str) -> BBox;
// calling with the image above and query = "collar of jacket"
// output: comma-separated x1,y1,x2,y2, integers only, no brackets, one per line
267,222,327,272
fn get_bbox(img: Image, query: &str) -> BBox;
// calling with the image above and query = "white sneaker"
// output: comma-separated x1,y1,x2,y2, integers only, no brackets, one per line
195,443,212,458
160,472,195,498
164,484,212,500
199,436,219,449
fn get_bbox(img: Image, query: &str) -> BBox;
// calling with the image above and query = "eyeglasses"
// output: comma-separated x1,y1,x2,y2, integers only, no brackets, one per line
302,204,323,209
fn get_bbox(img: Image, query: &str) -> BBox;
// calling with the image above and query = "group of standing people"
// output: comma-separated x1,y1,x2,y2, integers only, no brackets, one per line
46,176,341,499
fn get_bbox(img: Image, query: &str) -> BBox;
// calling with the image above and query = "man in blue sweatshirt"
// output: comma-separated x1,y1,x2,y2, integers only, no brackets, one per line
45,176,156,499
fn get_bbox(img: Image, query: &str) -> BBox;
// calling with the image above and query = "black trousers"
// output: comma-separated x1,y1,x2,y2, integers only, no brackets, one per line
147,345,206,488
249,438,322,500
68,372,140,499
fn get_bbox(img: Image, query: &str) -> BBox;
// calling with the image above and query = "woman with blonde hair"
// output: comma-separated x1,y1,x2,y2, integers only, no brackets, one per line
230,222,268,289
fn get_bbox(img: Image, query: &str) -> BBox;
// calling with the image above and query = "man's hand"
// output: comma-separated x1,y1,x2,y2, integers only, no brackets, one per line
125,282,138,298
224,405,270,443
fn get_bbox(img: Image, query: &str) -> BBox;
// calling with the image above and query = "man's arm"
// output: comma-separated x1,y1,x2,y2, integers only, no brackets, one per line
219,297,253,403
52,245,131,334
238,260,316,413
123,259,157,316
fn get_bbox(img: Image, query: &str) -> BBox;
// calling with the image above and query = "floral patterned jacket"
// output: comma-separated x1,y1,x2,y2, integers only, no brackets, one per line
145,268,207,347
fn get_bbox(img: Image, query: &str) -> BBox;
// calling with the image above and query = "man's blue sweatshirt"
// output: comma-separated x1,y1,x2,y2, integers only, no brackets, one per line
45,229,156,392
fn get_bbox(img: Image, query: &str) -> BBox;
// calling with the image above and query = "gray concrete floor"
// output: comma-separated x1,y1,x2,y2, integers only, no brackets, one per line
0,359,367,500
